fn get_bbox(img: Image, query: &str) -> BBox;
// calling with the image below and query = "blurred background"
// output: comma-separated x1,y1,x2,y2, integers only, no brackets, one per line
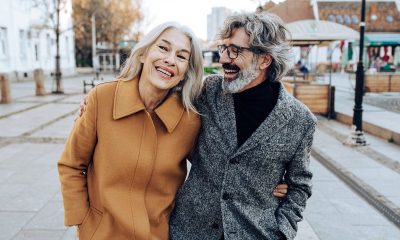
0,0,399,239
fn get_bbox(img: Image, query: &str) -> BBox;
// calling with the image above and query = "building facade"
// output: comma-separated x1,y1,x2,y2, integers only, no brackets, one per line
207,7,232,41
0,0,76,82
318,0,400,32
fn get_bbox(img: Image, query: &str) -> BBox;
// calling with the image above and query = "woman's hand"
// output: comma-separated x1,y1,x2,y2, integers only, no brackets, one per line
75,94,89,121
273,183,288,198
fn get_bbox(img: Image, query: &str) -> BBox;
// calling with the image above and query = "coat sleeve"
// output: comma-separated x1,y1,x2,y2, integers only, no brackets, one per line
276,121,316,240
57,88,98,226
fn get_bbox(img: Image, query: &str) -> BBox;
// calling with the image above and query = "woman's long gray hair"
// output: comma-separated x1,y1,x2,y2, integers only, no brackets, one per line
218,13,293,81
118,22,204,113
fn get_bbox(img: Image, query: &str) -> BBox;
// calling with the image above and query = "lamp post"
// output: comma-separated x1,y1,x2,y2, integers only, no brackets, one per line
345,0,367,146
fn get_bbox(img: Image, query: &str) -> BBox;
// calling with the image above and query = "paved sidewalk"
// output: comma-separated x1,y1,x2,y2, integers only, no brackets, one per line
308,72,400,238
1,73,400,239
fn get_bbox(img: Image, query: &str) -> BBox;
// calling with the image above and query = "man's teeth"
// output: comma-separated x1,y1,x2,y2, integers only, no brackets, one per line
225,69,238,74
157,68,172,77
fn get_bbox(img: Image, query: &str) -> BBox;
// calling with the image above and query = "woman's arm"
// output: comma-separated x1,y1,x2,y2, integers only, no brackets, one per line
58,88,98,226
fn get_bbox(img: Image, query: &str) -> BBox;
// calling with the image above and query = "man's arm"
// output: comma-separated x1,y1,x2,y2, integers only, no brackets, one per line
276,122,316,240
58,88,98,226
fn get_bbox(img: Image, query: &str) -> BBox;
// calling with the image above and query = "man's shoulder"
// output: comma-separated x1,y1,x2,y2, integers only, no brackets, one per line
197,74,224,104
281,88,317,125
203,74,223,90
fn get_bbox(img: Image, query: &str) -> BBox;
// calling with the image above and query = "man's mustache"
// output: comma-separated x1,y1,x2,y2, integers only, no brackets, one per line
222,63,240,71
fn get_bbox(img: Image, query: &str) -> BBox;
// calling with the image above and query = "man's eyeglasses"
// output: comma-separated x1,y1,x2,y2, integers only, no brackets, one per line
217,44,262,60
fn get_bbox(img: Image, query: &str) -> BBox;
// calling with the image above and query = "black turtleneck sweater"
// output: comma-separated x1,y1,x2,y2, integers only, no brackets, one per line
233,80,280,147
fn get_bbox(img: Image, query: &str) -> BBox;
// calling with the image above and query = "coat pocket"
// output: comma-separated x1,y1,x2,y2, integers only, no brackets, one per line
77,207,103,240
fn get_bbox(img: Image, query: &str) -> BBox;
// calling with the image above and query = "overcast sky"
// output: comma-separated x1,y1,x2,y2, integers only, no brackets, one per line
140,0,284,41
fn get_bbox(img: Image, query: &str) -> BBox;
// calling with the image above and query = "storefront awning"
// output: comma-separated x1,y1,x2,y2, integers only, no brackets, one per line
365,33,400,46
286,20,359,46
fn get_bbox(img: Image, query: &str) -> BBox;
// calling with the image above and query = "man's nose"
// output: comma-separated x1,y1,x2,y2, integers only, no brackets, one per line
219,49,233,64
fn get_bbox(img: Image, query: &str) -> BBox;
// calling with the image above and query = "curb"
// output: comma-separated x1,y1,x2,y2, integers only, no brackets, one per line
311,147,400,229
335,111,400,145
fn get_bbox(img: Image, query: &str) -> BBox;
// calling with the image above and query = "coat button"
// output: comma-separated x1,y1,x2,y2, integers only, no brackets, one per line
222,193,230,200
230,158,239,164
211,223,219,229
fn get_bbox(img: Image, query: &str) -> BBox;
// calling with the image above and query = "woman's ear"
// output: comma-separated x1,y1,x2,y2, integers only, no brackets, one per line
259,54,272,70
139,54,145,63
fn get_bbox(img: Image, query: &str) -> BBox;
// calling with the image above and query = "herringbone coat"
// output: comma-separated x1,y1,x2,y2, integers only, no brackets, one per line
169,75,317,240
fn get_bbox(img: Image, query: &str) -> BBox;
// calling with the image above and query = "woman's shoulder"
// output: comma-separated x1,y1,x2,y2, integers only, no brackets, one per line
94,79,119,93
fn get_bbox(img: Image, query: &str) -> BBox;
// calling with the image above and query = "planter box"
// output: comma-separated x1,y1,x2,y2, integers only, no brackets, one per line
283,81,335,116
365,73,400,92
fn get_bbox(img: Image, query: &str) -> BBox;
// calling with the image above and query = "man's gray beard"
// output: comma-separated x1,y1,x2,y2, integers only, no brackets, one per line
222,63,258,94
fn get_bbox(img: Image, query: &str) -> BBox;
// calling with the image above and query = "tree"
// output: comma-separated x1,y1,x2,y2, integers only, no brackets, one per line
27,0,70,93
72,0,142,70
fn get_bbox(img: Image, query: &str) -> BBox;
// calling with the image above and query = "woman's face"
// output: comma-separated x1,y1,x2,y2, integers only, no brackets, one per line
140,28,191,92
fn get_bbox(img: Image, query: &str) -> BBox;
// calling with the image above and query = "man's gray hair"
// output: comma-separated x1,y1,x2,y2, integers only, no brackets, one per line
218,13,293,82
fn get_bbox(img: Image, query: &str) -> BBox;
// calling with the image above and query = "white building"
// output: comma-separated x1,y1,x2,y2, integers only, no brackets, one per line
0,0,75,82
207,7,232,41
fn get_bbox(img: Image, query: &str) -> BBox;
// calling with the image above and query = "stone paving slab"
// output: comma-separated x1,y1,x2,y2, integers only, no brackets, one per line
318,119,400,164
304,158,400,240
334,91,400,143
31,115,75,139
314,129,400,207
0,103,39,118
0,103,77,137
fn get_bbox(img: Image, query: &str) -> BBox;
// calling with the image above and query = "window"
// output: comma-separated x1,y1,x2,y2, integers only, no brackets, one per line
351,15,359,24
20,30,27,59
386,15,394,23
34,43,40,61
46,33,51,57
336,15,344,24
65,36,70,62
0,27,8,59
344,15,351,25
328,15,336,22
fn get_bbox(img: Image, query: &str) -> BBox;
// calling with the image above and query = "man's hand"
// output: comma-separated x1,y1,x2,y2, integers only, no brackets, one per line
74,94,89,122
273,183,288,198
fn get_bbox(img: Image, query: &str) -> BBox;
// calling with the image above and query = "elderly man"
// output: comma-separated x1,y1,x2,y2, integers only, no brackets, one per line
169,13,316,240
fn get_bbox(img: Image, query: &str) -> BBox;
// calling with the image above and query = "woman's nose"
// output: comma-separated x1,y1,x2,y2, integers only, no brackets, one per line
163,53,176,65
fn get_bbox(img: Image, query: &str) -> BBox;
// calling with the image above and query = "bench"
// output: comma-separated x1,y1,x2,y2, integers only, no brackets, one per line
83,73,104,94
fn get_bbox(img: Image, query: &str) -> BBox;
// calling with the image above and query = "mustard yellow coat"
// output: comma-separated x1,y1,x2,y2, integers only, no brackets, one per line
58,78,200,240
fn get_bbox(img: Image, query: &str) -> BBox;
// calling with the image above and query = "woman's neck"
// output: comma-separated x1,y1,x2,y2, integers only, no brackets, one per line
138,79,169,112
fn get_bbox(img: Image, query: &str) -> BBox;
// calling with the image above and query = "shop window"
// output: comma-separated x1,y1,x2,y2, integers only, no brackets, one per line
336,15,344,24
351,15,359,24
328,15,336,22
344,15,351,25
386,15,394,23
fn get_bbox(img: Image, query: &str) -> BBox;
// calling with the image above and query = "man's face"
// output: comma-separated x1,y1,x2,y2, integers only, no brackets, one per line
219,27,268,93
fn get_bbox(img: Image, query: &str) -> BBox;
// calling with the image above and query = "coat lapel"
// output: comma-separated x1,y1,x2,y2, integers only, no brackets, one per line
215,91,238,153
232,83,294,158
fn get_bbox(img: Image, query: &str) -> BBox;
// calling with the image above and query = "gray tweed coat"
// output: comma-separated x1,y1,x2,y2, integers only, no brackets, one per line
169,75,317,240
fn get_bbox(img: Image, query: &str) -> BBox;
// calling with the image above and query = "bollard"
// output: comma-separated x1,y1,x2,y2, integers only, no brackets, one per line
34,68,46,96
0,74,12,104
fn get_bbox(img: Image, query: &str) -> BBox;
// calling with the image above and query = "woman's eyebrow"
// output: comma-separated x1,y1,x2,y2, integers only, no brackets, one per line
160,39,190,54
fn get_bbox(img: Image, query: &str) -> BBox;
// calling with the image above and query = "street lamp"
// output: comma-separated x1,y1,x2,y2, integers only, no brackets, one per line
345,0,367,146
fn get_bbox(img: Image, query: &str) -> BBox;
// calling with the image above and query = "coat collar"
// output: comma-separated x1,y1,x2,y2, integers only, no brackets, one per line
113,78,185,133
230,82,295,158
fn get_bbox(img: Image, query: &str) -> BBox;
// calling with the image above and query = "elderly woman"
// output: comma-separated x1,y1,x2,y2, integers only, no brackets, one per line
58,22,203,239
